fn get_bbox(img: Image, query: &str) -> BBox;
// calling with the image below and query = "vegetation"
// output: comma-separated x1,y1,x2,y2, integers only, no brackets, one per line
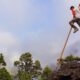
41,66,52,80
0,53,12,80
13,52,53,80
14,52,42,80
0,53,6,67
63,55,80,61
0,68,12,80
0,52,79,80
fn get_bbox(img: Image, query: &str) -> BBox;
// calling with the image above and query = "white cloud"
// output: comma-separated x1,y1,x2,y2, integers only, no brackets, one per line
0,31,21,73
0,31,18,47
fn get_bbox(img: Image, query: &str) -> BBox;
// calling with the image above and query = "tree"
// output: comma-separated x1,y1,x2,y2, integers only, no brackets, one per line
14,52,42,80
14,61,21,80
14,61,20,67
41,66,52,80
63,55,80,61
18,71,31,80
33,60,42,77
0,53,6,67
20,52,33,73
0,54,12,80
14,52,33,80
34,60,41,70
0,68,12,80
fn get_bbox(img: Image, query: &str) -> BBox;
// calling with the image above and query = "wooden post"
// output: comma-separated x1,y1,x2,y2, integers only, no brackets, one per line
58,27,72,64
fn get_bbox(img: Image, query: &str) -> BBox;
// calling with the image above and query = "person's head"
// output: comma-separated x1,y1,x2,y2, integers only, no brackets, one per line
70,6,74,10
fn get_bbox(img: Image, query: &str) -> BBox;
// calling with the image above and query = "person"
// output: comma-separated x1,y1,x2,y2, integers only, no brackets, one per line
78,4,80,10
69,6,80,33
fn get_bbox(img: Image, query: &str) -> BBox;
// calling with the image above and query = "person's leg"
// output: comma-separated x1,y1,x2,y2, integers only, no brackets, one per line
69,19,78,33
76,18,80,26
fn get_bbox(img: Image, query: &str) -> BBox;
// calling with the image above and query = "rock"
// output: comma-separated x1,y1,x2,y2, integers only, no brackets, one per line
51,60,80,80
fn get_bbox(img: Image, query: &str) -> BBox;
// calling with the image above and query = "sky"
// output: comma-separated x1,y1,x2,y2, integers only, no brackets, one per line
0,0,80,72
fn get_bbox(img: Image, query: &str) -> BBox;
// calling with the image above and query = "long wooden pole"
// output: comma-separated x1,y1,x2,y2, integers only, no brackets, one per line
58,27,72,64
60,27,72,59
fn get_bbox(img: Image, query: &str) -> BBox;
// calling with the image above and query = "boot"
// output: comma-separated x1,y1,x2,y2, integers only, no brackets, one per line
73,28,78,33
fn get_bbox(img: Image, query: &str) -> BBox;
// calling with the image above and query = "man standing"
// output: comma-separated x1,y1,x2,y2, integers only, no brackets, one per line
69,6,80,33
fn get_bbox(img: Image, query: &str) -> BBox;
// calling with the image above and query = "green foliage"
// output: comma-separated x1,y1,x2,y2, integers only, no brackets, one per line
14,61,20,67
34,60,41,69
0,68,12,80
0,53,6,66
20,52,32,62
64,55,74,61
64,55,80,61
18,71,31,80
41,66,52,80
32,60,42,77
0,54,12,80
20,52,33,72
14,52,42,80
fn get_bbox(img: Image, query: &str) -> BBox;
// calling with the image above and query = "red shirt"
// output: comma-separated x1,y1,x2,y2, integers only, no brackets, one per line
71,9,76,17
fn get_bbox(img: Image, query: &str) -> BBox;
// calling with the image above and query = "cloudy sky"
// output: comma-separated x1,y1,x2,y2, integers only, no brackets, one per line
0,0,80,71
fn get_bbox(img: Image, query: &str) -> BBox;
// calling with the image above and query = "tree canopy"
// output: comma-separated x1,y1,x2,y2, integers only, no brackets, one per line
0,53,12,80
41,66,52,80
0,68,12,80
14,52,42,80
63,55,80,61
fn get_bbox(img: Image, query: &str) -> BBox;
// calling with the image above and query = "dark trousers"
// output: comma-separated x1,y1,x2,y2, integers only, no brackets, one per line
69,17,80,29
